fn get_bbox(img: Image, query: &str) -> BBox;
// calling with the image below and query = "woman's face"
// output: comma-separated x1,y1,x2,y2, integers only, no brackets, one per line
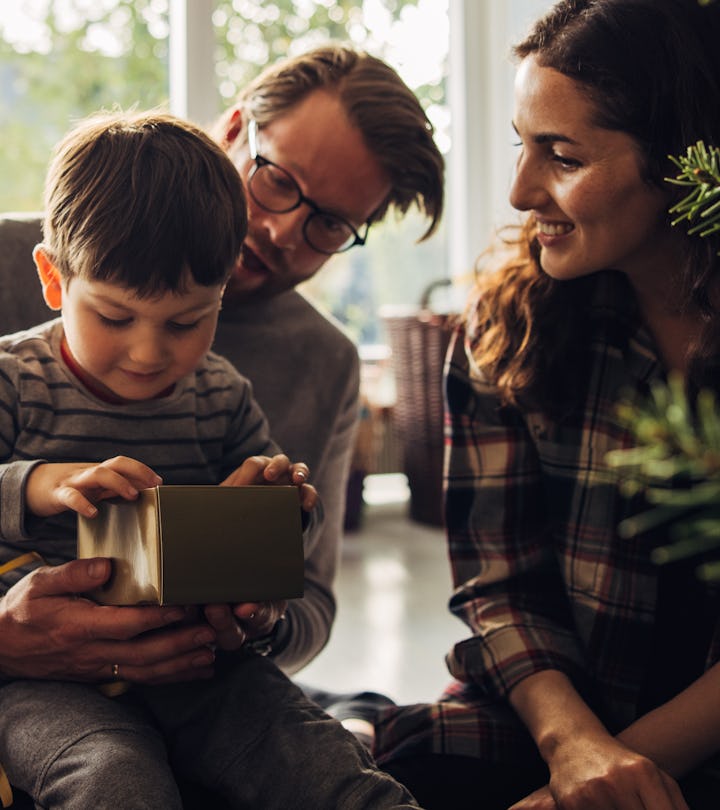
510,55,679,287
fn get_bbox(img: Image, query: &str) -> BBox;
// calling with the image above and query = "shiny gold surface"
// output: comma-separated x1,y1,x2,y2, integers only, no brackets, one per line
77,485,304,605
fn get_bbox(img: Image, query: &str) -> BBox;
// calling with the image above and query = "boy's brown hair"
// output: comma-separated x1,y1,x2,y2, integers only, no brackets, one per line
42,110,247,296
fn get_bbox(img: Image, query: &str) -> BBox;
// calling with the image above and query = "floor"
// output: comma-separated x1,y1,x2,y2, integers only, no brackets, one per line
299,475,462,705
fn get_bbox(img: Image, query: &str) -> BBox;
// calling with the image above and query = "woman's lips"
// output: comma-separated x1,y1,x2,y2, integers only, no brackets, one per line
536,220,574,236
535,219,574,247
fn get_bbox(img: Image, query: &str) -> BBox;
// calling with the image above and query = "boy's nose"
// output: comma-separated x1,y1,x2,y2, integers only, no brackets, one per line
127,333,167,368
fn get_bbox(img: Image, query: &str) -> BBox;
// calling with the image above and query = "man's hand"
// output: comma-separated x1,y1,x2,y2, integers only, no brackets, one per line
0,558,217,684
203,600,287,651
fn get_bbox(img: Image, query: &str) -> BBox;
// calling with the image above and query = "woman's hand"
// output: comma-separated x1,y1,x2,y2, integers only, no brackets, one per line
508,785,557,810
26,456,162,518
509,736,689,810
508,670,690,810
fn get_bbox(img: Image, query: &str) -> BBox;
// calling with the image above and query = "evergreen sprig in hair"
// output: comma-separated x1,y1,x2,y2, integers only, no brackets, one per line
667,140,720,246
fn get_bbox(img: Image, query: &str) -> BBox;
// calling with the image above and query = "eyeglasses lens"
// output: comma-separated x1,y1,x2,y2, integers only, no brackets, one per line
250,163,357,253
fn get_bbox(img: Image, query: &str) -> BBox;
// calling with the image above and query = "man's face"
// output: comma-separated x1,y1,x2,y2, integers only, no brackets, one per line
222,90,392,304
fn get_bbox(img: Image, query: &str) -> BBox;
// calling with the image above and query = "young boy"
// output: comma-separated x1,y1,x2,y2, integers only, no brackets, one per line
0,111,419,809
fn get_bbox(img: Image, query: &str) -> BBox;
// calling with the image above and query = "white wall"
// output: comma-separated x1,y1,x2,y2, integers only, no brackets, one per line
169,0,217,127
447,0,554,281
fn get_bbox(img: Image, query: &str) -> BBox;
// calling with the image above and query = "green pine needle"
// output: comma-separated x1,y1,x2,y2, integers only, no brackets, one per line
667,141,720,245
614,11,720,571
608,372,720,577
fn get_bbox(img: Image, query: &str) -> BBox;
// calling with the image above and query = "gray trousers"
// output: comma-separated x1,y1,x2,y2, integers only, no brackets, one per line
0,649,419,810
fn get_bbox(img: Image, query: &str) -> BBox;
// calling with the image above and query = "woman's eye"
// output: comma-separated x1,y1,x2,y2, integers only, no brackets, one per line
98,314,131,328
552,152,581,169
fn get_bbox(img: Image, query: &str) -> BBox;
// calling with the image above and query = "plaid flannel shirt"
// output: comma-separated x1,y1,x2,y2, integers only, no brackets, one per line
374,271,720,766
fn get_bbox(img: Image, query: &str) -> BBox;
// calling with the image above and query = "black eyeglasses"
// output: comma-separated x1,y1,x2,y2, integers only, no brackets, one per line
246,119,369,255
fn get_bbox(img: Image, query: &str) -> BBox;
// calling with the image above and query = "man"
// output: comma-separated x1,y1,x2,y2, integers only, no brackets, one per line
0,45,444,683
206,45,445,674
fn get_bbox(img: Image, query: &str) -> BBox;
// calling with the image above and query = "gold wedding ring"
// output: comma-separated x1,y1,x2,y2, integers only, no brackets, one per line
99,663,130,698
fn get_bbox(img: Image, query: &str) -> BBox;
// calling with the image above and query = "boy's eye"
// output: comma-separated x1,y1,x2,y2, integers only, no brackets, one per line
167,320,201,333
98,314,132,328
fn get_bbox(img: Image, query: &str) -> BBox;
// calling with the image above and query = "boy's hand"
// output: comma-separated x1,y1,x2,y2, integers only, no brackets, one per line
220,453,318,511
26,456,163,518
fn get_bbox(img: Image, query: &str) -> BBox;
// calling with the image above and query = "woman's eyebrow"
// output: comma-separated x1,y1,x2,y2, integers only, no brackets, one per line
512,121,578,145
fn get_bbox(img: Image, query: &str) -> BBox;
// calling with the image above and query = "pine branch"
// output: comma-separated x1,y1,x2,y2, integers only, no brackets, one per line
608,6,720,571
667,141,720,242
606,373,720,577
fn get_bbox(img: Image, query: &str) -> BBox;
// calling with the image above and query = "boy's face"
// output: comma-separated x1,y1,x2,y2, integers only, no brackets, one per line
59,274,225,402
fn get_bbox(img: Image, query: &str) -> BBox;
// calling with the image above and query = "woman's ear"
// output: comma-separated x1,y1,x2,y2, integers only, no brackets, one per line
220,107,244,152
33,245,63,311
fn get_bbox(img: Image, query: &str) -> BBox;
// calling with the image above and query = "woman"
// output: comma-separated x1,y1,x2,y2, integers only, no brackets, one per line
368,1,720,808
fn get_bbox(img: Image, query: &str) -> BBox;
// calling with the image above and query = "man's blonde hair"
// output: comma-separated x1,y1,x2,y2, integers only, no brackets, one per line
214,45,444,238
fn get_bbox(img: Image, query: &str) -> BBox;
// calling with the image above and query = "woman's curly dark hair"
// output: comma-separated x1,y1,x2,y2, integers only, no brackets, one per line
469,0,720,409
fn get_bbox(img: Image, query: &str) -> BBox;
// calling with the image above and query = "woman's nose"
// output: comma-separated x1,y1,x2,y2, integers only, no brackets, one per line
509,153,546,212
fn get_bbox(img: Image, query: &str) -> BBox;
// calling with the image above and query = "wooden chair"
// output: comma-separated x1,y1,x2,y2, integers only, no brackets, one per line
0,213,49,335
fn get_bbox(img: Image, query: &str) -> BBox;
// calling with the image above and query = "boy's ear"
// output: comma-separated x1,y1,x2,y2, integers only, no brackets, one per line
33,245,63,311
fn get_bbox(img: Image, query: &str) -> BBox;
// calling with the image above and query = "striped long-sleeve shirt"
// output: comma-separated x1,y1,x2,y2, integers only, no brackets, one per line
0,319,281,587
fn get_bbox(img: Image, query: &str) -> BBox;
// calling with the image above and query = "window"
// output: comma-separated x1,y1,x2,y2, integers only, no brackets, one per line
0,1,170,212
1,0,449,345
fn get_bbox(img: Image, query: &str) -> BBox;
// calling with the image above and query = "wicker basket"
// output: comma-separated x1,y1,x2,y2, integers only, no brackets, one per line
381,280,455,526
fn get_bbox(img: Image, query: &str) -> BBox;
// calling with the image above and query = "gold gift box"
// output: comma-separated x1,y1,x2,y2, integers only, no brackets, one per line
77,485,304,605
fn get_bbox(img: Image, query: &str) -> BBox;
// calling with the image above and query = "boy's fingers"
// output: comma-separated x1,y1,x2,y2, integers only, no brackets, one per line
55,486,100,518
100,456,162,488
264,454,291,480
220,456,271,487
300,483,318,510
291,463,309,483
